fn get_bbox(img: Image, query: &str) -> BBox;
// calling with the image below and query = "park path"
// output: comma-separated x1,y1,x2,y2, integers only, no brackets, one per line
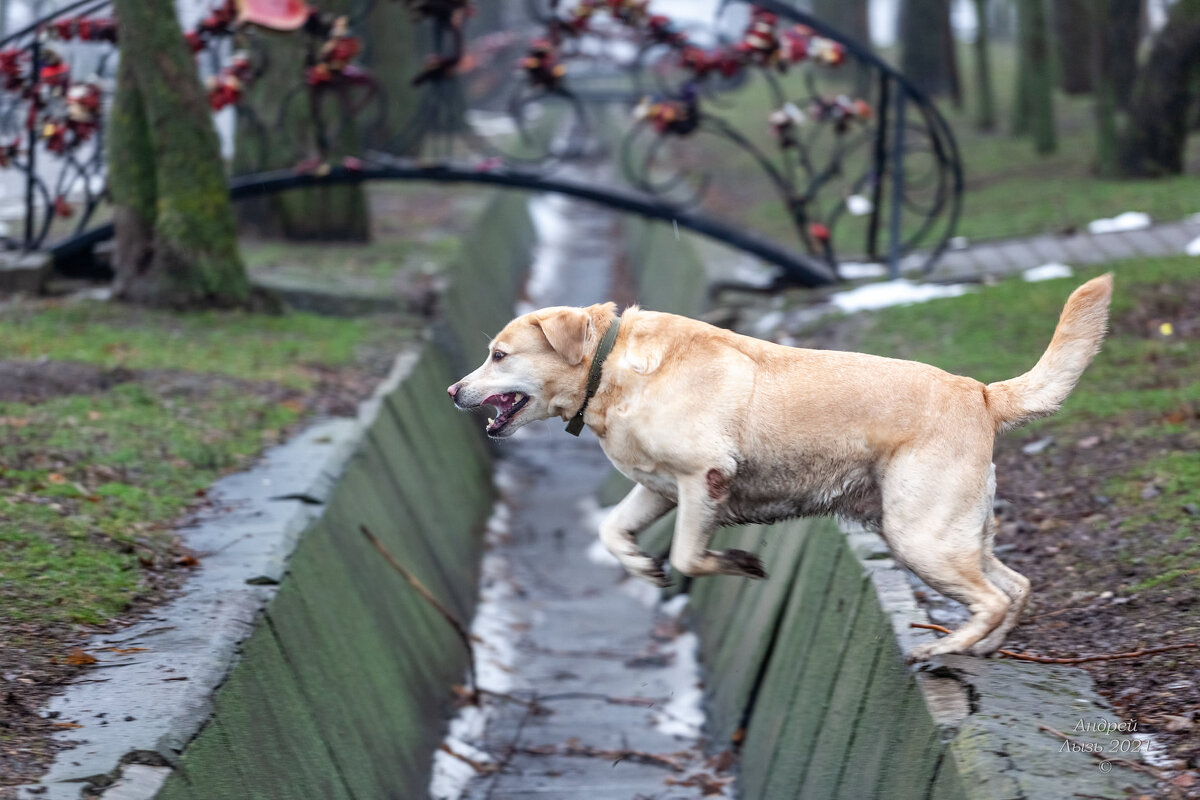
445,191,715,800
926,215,1200,282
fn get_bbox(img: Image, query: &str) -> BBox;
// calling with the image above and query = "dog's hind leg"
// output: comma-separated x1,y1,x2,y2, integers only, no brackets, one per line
881,459,1010,662
600,483,676,586
668,472,768,580
969,515,1032,655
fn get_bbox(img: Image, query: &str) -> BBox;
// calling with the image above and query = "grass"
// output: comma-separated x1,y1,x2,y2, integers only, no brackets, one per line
0,301,401,388
0,384,299,625
854,257,1200,424
0,302,408,629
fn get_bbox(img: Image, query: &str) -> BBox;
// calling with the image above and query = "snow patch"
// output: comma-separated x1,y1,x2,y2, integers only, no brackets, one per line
427,469,524,800
838,262,888,280
1185,236,1200,257
1022,263,1074,282
751,310,784,338
587,538,621,567
829,279,972,313
846,194,873,216
1087,211,1151,234
660,593,690,618
620,576,663,608
650,632,705,739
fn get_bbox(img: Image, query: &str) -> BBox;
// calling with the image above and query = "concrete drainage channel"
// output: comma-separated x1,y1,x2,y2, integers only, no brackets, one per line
16,188,1157,799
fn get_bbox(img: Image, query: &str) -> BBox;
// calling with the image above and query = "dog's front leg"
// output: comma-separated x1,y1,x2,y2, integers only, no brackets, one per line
669,473,768,580
599,483,676,587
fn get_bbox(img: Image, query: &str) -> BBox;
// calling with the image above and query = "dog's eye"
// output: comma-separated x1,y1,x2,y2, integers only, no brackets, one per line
492,350,506,362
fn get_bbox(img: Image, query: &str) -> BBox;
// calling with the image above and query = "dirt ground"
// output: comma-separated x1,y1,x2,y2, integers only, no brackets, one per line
996,420,1200,798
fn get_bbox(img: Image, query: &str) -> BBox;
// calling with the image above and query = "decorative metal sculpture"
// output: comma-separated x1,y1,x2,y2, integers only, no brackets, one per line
0,0,962,289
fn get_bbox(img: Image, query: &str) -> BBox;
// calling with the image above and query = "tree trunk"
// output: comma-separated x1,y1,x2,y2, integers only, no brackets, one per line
899,0,961,103
1050,0,1093,94
1013,0,1056,153
109,0,254,309
1091,0,1121,176
972,0,997,130
1117,0,1200,176
813,0,871,95
233,2,370,241
1105,0,1143,110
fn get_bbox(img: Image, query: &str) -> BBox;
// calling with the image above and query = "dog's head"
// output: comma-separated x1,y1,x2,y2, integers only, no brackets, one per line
448,302,616,438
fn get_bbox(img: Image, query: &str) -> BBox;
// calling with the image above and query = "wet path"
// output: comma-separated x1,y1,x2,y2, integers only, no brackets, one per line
438,191,715,799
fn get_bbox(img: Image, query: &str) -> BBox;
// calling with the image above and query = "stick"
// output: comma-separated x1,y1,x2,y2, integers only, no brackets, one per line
360,525,479,703
909,622,1200,664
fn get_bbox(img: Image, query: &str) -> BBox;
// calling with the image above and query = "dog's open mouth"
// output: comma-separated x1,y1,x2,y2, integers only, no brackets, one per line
482,392,530,436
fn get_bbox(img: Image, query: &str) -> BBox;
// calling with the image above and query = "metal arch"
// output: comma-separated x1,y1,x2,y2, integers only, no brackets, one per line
6,0,964,289
51,162,838,288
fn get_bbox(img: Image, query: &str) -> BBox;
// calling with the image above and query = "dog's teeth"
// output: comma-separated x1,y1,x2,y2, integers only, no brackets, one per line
488,417,495,426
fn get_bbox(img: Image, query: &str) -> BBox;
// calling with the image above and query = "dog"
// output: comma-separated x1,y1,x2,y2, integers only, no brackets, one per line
448,275,1112,661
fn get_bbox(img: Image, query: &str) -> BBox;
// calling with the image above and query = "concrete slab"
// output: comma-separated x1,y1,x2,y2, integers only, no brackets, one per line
0,250,51,294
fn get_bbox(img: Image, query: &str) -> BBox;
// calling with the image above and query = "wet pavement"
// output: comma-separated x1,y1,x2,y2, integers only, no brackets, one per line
436,190,721,799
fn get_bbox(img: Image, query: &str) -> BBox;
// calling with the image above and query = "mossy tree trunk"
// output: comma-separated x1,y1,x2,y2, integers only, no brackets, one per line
109,0,254,309
971,0,997,131
1012,0,1056,153
234,0,370,241
1116,0,1200,176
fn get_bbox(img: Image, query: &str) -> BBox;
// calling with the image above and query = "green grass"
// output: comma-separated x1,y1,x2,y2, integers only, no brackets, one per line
856,257,1200,423
0,302,401,388
0,384,300,625
0,302,406,629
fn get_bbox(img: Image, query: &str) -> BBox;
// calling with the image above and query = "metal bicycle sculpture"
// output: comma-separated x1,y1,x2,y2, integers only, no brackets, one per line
0,0,962,289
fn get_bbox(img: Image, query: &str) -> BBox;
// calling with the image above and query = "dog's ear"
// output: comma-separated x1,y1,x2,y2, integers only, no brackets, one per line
533,307,593,366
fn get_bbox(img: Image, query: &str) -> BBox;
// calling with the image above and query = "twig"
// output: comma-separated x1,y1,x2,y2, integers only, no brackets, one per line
438,742,499,776
520,741,687,772
360,524,479,703
909,622,1200,664
1039,725,1162,778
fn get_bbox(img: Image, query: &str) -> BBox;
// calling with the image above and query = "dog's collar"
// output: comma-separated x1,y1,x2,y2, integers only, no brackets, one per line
565,315,621,437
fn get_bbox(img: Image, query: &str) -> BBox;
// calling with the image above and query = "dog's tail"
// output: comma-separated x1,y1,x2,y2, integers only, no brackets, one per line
984,274,1113,433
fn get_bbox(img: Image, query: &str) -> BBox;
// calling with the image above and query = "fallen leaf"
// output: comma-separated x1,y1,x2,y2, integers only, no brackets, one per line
87,410,103,421
175,554,200,568
279,399,305,413
52,721,83,729
107,647,149,655
65,649,98,666
0,416,30,427
47,473,67,484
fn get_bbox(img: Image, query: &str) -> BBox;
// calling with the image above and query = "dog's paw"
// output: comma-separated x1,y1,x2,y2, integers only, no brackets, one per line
905,642,939,664
721,549,768,580
633,557,672,588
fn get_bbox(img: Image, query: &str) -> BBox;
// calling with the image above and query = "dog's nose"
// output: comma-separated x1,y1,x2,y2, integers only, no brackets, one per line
447,382,460,399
